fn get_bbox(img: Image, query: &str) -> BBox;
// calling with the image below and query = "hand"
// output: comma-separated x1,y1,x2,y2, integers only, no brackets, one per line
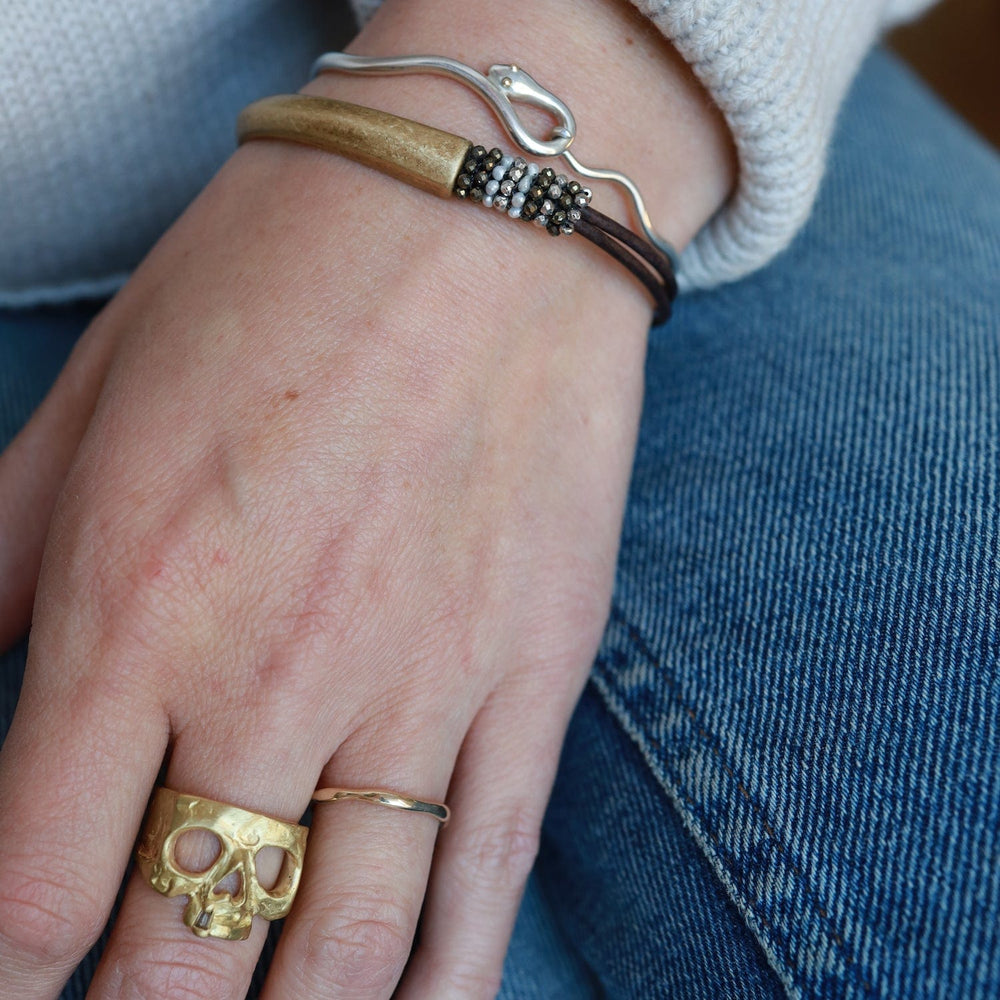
0,1,734,996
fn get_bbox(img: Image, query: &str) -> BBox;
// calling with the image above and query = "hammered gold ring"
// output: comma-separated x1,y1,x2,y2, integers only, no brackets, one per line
136,787,308,941
312,787,450,825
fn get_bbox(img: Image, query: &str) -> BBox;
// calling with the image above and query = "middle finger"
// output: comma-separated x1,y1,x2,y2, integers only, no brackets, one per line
84,715,328,1000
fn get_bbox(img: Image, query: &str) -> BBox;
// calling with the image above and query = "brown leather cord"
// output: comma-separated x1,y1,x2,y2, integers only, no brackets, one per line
576,206,677,324
237,95,679,325
580,206,678,301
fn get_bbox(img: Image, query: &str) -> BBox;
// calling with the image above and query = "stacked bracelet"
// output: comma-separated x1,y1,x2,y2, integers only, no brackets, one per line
237,94,676,322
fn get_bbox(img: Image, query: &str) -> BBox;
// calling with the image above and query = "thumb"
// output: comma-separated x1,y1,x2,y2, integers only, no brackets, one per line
0,307,119,650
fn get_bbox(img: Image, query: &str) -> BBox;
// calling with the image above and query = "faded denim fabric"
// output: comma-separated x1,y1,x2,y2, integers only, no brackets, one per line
2,49,998,999
501,50,1000,999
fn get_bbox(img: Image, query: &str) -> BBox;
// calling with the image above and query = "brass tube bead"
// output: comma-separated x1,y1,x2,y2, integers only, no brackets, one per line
236,94,472,198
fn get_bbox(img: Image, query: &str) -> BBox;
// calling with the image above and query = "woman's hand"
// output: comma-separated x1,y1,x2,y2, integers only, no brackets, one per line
0,1,734,996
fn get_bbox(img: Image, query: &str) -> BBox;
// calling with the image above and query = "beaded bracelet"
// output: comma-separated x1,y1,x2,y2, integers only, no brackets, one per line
237,95,676,322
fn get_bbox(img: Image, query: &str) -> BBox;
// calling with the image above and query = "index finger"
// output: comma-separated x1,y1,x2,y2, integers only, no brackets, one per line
0,627,168,998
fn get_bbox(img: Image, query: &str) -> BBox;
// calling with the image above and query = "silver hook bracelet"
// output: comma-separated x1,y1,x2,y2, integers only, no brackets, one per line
310,51,679,271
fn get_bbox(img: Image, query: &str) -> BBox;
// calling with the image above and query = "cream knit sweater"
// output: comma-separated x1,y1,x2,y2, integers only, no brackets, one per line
1,0,931,305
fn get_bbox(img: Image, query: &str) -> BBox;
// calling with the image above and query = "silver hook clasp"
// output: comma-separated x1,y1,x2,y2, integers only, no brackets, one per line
484,64,576,157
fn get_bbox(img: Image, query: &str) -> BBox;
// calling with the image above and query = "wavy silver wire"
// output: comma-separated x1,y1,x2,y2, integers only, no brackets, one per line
310,51,679,270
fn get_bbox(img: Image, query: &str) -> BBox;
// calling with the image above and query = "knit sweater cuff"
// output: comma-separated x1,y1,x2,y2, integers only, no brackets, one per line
634,0,932,290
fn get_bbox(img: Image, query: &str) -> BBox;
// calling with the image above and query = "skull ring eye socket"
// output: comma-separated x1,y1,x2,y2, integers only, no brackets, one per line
136,787,308,941
170,828,224,875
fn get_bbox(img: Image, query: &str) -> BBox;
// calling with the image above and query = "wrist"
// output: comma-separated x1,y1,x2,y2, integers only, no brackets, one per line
306,0,736,252
218,0,733,343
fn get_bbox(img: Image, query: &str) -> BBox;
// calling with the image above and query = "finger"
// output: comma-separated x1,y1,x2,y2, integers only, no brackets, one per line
397,685,576,999
0,310,119,650
83,710,326,1000
0,640,169,999
261,725,459,1000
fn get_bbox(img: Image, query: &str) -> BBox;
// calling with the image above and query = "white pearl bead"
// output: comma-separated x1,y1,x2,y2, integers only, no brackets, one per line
508,206,522,219
527,162,539,176
483,194,494,208
500,155,514,171
485,179,500,196
517,176,532,194
511,192,526,209
492,164,506,181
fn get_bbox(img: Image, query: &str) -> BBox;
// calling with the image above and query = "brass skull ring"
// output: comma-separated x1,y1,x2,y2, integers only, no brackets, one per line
136,787,308,940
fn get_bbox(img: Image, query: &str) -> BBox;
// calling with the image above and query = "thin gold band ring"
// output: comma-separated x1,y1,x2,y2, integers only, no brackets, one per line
312,787,450,825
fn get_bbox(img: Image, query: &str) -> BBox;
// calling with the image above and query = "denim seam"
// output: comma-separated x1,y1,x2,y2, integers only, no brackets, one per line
592,603,879,999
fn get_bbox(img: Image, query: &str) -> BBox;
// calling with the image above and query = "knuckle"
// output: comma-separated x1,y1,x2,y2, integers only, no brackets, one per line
435,961,505,1000
300,893,413,995
115,953,242,1000
0,865,105,966
458,810,540,893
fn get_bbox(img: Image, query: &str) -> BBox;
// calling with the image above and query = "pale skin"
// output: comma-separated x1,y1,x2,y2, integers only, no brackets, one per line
0,0,734,996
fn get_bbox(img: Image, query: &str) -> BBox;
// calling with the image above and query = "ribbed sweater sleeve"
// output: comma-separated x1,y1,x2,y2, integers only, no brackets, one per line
351,0,934,290
631,0,933,288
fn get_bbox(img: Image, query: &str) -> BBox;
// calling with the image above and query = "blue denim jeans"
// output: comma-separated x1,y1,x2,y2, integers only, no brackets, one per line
2,49,999,998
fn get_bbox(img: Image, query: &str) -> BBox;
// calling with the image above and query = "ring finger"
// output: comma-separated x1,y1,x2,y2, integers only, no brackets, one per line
261,726,459,999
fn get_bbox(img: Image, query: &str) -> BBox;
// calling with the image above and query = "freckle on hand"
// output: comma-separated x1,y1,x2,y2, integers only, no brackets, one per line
284,389,300,401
